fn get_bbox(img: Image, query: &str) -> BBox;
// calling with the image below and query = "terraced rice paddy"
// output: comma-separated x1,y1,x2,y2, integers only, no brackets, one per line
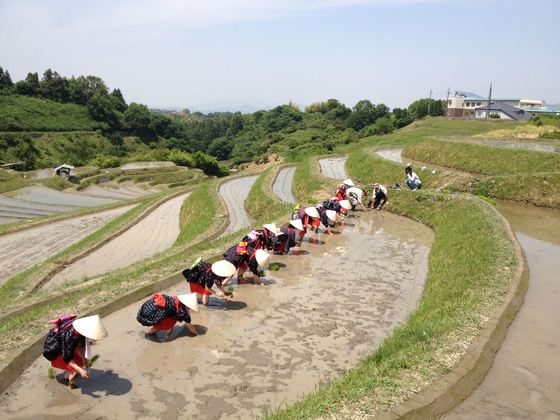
318,157,347,180
219,175,259,236
45,192,191,288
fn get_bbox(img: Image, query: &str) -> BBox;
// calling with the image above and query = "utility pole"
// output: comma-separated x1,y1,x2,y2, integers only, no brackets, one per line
445,87,451,117
427,89,432,116
486,82,493,119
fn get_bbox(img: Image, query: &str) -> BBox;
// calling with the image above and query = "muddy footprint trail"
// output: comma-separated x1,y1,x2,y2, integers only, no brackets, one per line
318,157,347,180
44,192,191,289
0,205,136,285
272,166,296,203
219,175,259,236
444,202,560,420
0,210,433,419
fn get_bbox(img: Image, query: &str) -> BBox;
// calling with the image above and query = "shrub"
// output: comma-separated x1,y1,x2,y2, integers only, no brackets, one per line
90,155,123,168
167,149,194,167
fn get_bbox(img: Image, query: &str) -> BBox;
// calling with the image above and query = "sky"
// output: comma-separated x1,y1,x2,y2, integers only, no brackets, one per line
1,0,559,112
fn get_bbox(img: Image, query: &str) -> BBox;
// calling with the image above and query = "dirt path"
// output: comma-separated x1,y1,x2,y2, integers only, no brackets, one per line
0,205,135,285
319,157,347,180
444,202,560,419
272,166,296,203
45,193,191,289
0,209,433,419
219,175,259,236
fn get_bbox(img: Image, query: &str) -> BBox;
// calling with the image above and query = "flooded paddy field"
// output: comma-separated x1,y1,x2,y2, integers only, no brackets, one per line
376,149,403,164
272,166,296,203
219,175,259,236
319,157,347,180
0,209,433,419
0,205,136,285
45,192,191,289
445,201,560,419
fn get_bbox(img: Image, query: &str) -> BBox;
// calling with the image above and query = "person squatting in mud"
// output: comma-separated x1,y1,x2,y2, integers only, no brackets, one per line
335,178,354,201
42,314,108,388
223,239,271,283
291,205,320,243
368,183,389,210
137,293,199,340
273,219,304,254
182,259,237,306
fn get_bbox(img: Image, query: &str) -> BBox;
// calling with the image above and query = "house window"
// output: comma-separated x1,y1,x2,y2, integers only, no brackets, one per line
476,102,481,106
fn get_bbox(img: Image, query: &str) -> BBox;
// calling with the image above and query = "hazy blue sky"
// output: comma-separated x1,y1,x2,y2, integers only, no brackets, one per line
1,0,559,111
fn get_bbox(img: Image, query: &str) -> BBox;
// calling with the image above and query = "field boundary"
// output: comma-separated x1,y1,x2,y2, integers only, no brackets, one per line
26,187,195,293
374,199,528,419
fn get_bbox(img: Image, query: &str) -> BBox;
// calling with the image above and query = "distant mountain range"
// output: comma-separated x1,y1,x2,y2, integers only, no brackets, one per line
150,103,275,115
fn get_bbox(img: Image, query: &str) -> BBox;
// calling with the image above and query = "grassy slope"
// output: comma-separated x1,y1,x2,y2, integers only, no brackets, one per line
0,95,98,131
404,138,560,175
0,169,26,193
268,134,517,418
245,166,293,224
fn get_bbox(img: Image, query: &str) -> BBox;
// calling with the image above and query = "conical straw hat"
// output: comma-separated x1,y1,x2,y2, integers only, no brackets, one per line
263,223,277,234
342,178,354,187
255,249,270,269
211,260,236,278
72,315,108,341
339,200,351,210
290,219,304,231
304,207,320,218
326,209,337,222
178,293,199,312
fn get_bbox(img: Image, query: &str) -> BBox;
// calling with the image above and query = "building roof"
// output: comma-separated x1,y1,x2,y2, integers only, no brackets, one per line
455,90,484,99
476,102,531,121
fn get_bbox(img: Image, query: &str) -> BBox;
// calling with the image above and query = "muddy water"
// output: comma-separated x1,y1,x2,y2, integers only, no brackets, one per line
46,193,191,289
319,157,347,180
445,201,560,420
0,210,433,419
272,166,296,203
9,185,116,207
0,205,136,285
120,161,176,170
219,175,259,236
376,149,403,164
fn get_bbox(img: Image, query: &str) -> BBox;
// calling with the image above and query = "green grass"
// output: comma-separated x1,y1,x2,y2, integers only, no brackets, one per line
245,166,293,224
475,173,560,208
267,147,516,419
292,155,337,204
175,180,223,246
0,169,26,193
0,188,183,308
403,139,560,175
0,95,98,131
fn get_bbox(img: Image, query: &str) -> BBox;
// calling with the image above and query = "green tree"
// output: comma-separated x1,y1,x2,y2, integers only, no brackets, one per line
408,98,446,118
110,88,127,112
14,72,40,96
87,91,121,129
124,103,154,140
0,67,14,91
39,69,70,102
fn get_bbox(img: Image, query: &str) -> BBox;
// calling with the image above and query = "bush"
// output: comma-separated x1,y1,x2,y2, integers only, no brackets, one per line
167,149,194,167
192,151,229,177
90,155,123,168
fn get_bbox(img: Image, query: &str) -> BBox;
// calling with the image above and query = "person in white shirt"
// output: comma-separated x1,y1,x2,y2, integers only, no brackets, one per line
405,166,422,190
346,186,368,210
368,183,388,210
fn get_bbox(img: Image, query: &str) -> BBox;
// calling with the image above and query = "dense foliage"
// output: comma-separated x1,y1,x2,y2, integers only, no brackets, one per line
0,66,444,171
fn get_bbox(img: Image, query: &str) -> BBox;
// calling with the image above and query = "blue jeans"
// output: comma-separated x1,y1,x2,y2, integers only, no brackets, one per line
406,179,421,190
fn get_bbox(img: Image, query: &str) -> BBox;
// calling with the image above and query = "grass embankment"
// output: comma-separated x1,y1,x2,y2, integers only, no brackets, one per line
403,139,560,175
475,173,560,208
0,181,242,364
292,155,338,204
0,95,98,131
0,169,26,193
0,187,186,309
175,180,223,246
245,166,293,224
268,147,517,419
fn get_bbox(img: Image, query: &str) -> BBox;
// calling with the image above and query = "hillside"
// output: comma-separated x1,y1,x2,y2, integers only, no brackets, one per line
0,95,99,131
